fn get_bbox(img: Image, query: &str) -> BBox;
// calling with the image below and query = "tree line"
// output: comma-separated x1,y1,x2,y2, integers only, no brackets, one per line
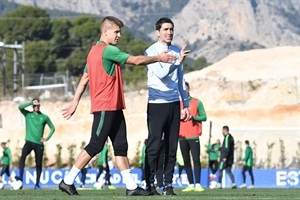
0,6,210,95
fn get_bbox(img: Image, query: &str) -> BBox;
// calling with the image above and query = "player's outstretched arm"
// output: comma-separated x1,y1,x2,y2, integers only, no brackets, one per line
126,51,176,65
62,72,89,120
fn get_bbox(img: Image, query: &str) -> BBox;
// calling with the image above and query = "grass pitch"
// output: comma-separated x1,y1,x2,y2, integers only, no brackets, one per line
0,188,299,200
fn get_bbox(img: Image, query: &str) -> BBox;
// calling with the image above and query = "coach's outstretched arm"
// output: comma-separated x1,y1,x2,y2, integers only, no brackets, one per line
62,72,89,120
126,51,175,66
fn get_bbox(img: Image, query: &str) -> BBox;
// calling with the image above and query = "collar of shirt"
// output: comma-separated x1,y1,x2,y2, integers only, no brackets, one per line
155,42,179,58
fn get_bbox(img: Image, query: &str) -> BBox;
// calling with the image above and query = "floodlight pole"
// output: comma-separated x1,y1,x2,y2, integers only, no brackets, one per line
0,41,25,98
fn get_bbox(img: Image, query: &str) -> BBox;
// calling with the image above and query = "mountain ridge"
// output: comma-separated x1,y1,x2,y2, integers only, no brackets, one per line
6,0,300,62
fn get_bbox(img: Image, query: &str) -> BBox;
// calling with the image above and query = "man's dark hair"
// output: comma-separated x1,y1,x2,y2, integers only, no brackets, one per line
102,16,124,28
155,17,174,30
245,140,250,145
185,82,190,89
223,126,229,132
32,98,40,102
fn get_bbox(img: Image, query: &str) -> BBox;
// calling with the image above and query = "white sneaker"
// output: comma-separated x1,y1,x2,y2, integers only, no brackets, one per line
248,185,254,189
240,183,247,188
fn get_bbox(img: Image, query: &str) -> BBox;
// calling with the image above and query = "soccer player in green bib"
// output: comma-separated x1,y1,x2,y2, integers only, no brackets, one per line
59,16,175,196
18,98,55,190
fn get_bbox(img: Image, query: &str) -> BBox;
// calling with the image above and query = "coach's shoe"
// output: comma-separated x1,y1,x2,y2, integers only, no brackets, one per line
34,184,42,190
194,184,205,192
126,186,151,196
163,185,177,196
59,180,79,195
182,185,194,192
239,183,246,188
231,183,237,189
157,186,164,192
146,184,160,195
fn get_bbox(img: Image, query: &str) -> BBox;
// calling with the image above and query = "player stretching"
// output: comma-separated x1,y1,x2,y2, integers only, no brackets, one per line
179,82,207,192
18,98,55,190
217,126,236,189
59,16,176,196
240,140,254,188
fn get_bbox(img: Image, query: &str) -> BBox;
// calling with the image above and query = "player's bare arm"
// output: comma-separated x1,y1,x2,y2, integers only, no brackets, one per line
126,51,176,65
62,72,89,120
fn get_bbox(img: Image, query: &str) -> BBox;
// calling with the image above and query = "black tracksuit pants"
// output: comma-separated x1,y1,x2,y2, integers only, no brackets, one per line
179,139,202,184
146,102,180,186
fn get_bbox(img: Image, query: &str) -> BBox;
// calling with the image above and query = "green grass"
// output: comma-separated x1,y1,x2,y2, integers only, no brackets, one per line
0,188,299,200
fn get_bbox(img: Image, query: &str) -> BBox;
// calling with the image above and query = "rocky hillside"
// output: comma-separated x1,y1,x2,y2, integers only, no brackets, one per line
0,46,299,168
7,0,300,62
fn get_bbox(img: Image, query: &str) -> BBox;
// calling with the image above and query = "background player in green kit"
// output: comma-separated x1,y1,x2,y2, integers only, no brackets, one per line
240,140,254,188
95,142,115,189
0,142,13,187
206,139,221,181
18,98,55,190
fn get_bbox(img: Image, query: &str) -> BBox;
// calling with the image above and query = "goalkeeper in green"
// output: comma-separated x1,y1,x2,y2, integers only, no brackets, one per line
240,140,254,188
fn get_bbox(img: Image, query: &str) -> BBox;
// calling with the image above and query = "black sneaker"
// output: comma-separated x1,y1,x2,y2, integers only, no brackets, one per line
126,186,151,196
146,184,160,195
58,180,79,195
163,185,176,196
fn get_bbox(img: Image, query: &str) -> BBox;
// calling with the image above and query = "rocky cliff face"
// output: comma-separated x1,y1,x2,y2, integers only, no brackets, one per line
8,0,300,62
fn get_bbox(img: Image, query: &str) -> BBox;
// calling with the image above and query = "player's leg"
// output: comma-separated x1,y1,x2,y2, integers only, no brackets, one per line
0,165,7,182
33,143,44,189
109,110,150,196
242,166,247,183
225,165,236,188
208,161,213,174
180,139,194,191
156,141,165,189
163,102,180,196
19,141,33,181
189,139,204,191
96,166,103,181
80,168,87,187
177,164,183,186
248,166,254,186
213,161,219,174
240,165,247,188
146,103,168,190
5,165,12,182
218,161,225,187
104,165,111,185
60,111,110,195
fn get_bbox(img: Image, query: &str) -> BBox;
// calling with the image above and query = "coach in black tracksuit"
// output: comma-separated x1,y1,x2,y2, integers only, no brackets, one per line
218,126,236,188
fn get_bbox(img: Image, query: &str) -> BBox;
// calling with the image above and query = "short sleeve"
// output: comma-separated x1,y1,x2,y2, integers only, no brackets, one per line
103,45,130,64
84,65,88,73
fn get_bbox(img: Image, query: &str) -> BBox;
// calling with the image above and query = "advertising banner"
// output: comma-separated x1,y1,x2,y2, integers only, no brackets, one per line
1,168,299,188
